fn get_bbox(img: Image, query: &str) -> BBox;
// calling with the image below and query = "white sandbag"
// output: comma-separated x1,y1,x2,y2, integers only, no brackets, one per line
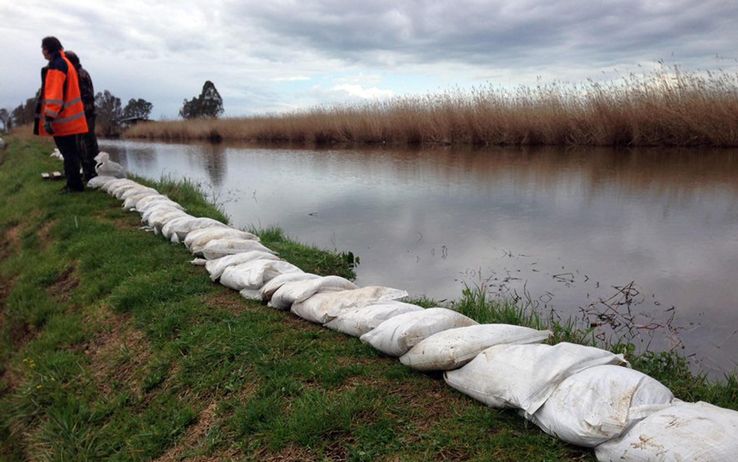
444,342,628,414
87,175,116,189
100,178,135,194
155,212,197,235
49,147,63,159
200,238,275,260
122,191,162,211
400,324,552,371
161,216,229,242
595,401,738,461
324,301,424,337
205,251,280,281
94,151,126,178
269,276,358,310
118,185,158,201
291,286,409,324
140,202,185,223
144,209,190,233
108,180,143,198
135,195,183,214
259,272,321,302
219,259,301,291
190,258,207,266
528,365,674,447
360,308,478,357
185,227,260,255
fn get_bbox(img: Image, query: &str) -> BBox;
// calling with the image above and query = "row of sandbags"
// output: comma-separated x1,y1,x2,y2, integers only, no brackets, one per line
88,175,738,461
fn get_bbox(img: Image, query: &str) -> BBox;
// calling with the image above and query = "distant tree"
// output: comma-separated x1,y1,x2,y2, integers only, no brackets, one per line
0,108,9,132
95,90,123,136
179,81,224,119
122,98,153,120
11,97,37,127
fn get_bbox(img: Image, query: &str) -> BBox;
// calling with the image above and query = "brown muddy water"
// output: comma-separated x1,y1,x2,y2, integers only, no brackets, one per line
101,140,738,378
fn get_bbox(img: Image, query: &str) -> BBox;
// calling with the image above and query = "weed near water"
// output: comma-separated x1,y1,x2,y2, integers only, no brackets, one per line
126,67,738,148
452,283,738,411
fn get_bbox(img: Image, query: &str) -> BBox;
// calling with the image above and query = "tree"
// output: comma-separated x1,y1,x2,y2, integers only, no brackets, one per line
11,97,37,127
95,90,123,136
179,81,224,119
0,108,10,132
122,98,153,120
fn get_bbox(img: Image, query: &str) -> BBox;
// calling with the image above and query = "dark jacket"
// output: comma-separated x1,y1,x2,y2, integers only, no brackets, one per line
33,67,48,135
77,67,95,118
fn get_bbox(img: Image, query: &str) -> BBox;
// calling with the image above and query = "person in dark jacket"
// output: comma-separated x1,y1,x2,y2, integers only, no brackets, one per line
34,36,89,192
64,50,98,181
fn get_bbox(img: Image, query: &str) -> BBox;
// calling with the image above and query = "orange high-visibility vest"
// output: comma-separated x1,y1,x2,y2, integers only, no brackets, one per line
39,51,88,137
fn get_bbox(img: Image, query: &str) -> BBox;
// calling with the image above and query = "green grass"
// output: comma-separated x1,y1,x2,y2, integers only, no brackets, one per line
0,137,733,461
0,137,594,461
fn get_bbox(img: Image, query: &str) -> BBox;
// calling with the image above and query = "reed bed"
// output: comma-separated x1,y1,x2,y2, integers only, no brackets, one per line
126,69,738,147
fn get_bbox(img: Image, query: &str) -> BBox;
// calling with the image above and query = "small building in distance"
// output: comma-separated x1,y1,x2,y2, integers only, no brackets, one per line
118,116,151,130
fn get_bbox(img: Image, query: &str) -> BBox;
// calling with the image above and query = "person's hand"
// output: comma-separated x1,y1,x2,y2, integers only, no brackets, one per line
44,119,54,134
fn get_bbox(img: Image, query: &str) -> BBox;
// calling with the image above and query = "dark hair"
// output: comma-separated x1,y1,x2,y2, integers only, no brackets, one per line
41,36,63,53
65,50,81,69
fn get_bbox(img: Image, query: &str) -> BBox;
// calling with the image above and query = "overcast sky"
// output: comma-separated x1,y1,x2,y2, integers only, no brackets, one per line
2,0,738,118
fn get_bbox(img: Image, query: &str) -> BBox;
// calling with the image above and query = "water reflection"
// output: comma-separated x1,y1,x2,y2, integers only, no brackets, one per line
100,139,738,377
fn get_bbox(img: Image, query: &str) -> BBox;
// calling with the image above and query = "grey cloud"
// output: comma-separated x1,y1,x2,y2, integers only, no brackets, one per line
229,0,738,69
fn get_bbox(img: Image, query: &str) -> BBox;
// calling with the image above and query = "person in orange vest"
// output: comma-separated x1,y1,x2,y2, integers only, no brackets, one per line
64,50,98,181
34,36,89,192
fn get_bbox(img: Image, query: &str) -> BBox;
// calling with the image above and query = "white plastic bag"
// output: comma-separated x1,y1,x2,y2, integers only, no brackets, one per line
87,175,116,189
200,238,275,260
137,197,184,215
107,181,140,198
205,251,280,281
290,286,409,324
529,365,674,447
268,276,357,310
360,308,478,357
595,401,738,461
101,178,134,194
144,209,190,233
219,259,301,291
400,324,551,371
122,191,162,211
259,272,321,302
185,227,260,255
444,342,628,414
162,217,230,243
94,151,126,178
324,301,424,337
118,185,158,201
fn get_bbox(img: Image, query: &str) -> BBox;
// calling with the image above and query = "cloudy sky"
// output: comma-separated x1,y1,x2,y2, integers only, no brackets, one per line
2,0,738,118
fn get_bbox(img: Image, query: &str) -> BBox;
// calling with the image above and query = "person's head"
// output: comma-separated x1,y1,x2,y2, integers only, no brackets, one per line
65,50,81,69
41,36,63,60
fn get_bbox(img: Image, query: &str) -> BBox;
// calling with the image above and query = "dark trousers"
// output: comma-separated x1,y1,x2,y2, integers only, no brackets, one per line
54,134,85,191
77,116,99,181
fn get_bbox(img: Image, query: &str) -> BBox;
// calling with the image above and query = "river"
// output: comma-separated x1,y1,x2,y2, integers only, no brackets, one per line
100,139,738,378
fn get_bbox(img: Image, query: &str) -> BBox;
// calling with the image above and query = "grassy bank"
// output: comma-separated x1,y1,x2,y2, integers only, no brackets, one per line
1,138,735,461
125,69,738,148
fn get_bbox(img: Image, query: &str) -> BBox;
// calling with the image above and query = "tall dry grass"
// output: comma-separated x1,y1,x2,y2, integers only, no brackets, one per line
126,68,738,147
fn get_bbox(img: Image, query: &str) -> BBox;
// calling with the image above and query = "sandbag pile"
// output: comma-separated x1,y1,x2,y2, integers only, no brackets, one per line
91,175,738,461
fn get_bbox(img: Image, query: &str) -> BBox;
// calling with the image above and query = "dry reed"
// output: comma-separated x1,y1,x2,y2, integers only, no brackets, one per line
125,68,738,147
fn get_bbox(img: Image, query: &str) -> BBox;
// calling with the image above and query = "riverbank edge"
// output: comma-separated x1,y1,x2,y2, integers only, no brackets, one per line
0,137,735,461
